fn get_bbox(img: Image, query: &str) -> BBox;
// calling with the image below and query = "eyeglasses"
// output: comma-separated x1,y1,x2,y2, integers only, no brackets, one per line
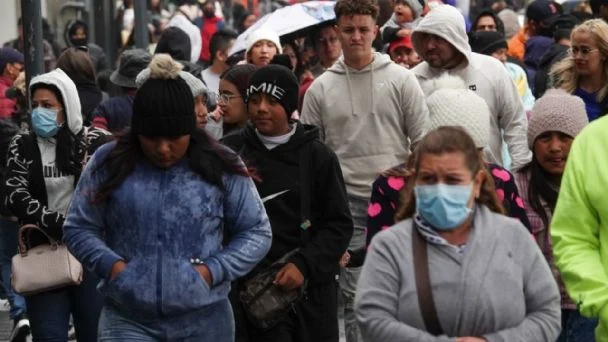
317,37,339,46
568,46,599,57
217,92,242,104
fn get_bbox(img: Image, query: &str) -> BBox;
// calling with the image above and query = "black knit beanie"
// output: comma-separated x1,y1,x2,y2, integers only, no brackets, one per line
469,31,508,56
132,74,196,137
246,64,299,115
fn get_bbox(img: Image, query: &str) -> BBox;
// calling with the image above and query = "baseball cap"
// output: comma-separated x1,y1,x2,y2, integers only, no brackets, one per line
389,36,414,53
526,0,562,23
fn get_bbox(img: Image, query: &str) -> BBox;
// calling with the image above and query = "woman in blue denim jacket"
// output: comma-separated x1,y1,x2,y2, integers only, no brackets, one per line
63,55,272,341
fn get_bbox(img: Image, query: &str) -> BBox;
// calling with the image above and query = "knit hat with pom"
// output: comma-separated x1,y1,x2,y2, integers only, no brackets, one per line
136,54,208,98
426,75,491,149
132,54,195,137
527,89,589,147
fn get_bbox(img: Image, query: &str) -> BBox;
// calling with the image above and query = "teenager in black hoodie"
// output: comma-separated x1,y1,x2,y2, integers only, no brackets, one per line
223,64,353,342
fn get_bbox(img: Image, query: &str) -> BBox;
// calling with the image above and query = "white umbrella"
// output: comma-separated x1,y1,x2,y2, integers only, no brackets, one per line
229,1,336,56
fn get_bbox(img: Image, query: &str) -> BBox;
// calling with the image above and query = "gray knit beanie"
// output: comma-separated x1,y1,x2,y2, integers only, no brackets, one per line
426,75,491,149
136,54,208,98
528,89,589,148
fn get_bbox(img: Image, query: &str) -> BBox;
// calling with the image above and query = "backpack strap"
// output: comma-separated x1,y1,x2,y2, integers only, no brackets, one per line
412,222,444,336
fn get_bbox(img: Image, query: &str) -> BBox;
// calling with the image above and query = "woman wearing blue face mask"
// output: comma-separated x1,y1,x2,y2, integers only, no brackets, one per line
355,126,561,342
3,68,110,341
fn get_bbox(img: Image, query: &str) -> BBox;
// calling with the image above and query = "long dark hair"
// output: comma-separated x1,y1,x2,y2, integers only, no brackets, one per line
93,128,249,203
56,47,97,85
30,83,85,176
522,157,559,229
395,127,505,221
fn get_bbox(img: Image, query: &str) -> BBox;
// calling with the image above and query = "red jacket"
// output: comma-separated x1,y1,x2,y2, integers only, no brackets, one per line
199,16,225,63
0,76,16,119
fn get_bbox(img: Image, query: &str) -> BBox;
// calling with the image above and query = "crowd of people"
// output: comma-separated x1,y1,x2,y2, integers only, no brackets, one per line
0,0,607,341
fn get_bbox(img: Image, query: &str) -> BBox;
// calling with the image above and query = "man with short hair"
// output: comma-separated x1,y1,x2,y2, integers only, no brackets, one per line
202,29,237,139
412,4,531,168
202,29,237,93
309,24,342,77
301,1,429,341
0,48,23,119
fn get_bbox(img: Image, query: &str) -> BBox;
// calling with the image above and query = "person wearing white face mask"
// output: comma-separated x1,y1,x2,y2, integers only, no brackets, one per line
3,68,110,341
355,126,561,342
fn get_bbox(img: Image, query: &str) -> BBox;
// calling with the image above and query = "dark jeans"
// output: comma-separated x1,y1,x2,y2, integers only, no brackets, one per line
26,269,102,342
557,309,598,342
0,217,26,319
236,279,340,342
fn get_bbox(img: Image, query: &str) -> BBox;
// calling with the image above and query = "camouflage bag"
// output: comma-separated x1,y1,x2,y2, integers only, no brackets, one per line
239,248,308,330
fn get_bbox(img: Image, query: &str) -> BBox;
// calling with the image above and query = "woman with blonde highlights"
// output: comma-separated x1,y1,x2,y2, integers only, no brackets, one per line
551,19,608,121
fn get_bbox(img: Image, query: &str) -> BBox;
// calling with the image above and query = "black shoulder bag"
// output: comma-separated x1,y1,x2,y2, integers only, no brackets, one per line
238,142,314,330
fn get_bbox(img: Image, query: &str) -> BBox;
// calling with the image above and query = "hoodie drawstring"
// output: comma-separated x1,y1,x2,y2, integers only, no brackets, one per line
344,59,376,116
371,61,375,115
345,64,356,116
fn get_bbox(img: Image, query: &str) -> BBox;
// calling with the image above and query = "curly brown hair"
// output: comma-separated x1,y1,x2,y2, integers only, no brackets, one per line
394,126,505,222
334,0,379,21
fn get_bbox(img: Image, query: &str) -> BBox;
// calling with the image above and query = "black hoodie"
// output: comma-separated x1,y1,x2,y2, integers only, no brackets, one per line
65,20,108,73
534,43,568,98
222,122,353,283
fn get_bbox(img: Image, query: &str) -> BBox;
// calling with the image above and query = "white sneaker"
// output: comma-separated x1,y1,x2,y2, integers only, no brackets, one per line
68,326,76,340
9,318,30,342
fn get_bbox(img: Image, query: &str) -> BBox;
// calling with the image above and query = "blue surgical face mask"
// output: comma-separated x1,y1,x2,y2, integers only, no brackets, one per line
31,107,61,138
414,183,473,230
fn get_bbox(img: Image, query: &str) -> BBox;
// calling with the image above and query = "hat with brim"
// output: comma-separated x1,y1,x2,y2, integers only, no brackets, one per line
389,36,414,54
111,49,152,88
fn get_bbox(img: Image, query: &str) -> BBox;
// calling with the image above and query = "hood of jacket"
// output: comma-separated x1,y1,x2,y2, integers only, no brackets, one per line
538,43,568,69
412,5,472,66
30,68,83,135
65,19,89,46
524,35,555,69
471,9,505,35
326,52,394,116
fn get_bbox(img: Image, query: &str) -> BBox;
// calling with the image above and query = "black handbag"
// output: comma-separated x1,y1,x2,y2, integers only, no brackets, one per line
238,142,315,330
238,248,308,330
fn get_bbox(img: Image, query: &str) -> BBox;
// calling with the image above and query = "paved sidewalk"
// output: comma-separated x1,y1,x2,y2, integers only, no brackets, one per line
0,311,344,342
0,311,14,342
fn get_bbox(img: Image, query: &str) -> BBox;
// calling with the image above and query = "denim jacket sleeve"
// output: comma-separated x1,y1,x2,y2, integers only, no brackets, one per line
203,174,272,287
63,144,124,280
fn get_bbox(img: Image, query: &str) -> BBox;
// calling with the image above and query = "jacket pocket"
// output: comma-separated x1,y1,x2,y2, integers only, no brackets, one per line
102,257,159,315
160,258,211,316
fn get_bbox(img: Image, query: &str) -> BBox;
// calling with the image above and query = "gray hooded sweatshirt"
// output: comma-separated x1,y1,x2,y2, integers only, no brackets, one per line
356,205,561,341
301,52,429,199
411,5,532,169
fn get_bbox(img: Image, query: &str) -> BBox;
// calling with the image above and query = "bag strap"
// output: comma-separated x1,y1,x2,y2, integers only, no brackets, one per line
412,223,444,336
18,224,59,256
298,141,313,245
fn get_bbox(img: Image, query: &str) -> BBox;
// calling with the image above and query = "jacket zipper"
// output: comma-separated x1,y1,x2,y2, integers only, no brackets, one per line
156,171,165,317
